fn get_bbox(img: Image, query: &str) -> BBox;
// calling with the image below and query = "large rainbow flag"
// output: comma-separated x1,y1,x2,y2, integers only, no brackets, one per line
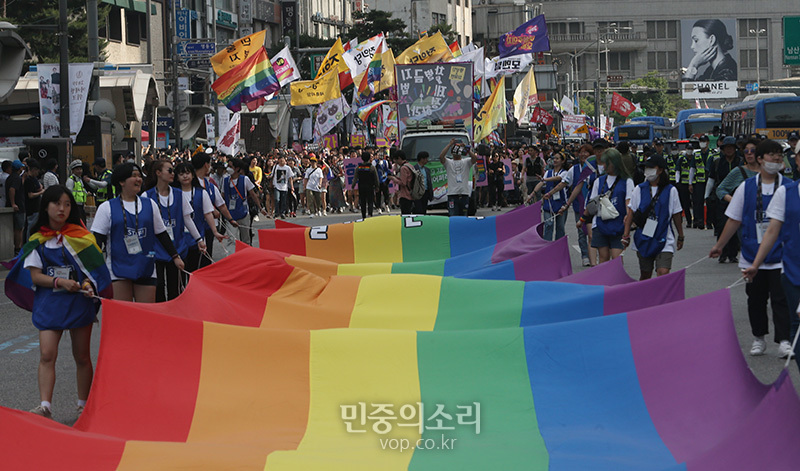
89,245,684,329
258,203,543,264
212,46,281,112
3,290,798,469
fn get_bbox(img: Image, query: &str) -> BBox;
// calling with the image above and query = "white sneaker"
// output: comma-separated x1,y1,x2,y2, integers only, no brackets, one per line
322,211,327,216
779,340,795,359
750,337,767,356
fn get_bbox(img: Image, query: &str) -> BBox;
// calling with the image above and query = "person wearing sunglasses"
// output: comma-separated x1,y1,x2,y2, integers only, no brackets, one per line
144,160,204,301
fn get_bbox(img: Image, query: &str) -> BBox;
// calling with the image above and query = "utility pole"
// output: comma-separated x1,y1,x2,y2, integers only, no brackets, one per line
59,0,70,140
171,0,181,149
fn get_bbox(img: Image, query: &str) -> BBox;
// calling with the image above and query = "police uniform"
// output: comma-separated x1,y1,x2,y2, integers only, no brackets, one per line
675,151,694,227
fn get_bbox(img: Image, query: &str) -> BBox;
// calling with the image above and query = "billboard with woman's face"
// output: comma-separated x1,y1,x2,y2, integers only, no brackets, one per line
681,19,739,98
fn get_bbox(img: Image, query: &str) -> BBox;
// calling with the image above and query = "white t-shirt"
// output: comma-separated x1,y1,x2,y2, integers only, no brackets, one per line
765,182,800,223
0,171,7,207
443,157,472,196
91,197,167,280
628,185,682,254
183,188,215,216
727,175,783,269
272,165,294,192
588,175,634,229
304,167,324,192
23,237,63,270
200,177,225,207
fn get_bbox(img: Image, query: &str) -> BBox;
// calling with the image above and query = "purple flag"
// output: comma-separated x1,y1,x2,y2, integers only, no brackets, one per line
499,15,551,58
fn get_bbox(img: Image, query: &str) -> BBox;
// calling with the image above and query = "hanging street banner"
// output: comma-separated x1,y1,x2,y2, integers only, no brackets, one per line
37,63,94,141
396,63,474,137
498,15,551,58
562,114,587,136
680,19,738,98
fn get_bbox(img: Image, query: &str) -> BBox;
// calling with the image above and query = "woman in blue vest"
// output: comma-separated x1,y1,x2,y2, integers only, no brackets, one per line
223,158,266,245
91,163,185,303
173,162,226,271
145,160,205,302
718,139,793,359
578,148,634,263
16,185,112,419
536,152,570,241
623,155,684,281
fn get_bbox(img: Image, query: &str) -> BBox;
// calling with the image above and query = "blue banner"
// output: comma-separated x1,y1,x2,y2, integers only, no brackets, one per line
499,15,551,58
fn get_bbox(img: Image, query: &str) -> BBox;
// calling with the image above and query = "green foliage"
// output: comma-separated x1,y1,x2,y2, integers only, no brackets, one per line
618,72,692,120
429,22,457,44
579,96,595,118
3,0,109,64
344,10,413,52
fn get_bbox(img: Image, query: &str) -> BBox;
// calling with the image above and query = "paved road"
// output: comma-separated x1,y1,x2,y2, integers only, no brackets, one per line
1,204,797,425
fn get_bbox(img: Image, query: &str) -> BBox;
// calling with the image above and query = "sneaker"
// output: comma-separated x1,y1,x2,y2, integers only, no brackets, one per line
718,256,727,264
750,337,767,356
779,340,795,359
291,212,296,217
309,213,314,218
29,405,52,419
582,257,591,267
77,405,84,415
280,214,286,219
377,208,382,214
322,211,327,216
729,256,739,264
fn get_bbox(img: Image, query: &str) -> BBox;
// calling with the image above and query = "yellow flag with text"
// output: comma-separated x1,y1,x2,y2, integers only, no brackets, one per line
474,76,507,143
314,38,353,88
290,71,342,106
396,32,454,65
210,30,267,77
378,48,396,92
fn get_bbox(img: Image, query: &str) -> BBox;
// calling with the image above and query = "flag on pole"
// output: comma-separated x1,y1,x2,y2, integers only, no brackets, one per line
474,76,507,143
610,92,635,117
396,32,454,65
343,34,384,83
315,38,354,89
210,30,267,77
211,46,281,112
449,41,462,58
356,100,391,122
290,71,342,106
513,66,538,122
377,48,396,92
498,15,551,58
356,41,383,104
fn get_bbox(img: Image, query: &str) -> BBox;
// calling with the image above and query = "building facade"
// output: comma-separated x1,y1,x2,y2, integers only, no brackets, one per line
475,0,800,105
361,0,473,45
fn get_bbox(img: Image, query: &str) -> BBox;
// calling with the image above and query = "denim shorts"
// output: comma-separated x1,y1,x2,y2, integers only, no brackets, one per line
591,230,624,250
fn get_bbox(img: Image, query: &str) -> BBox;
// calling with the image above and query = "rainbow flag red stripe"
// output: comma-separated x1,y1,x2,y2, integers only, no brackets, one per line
212,46,281,112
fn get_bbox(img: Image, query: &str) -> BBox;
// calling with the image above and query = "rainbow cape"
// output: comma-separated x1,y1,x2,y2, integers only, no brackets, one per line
212,46,281,112
4,223,112,310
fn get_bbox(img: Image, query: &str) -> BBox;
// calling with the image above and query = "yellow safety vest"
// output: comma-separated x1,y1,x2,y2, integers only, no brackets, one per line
70,174,87,204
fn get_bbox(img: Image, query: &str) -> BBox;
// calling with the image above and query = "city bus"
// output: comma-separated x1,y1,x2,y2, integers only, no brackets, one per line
677,112,722,139
629,116,672,127
721,94,800,141
614,121,675,145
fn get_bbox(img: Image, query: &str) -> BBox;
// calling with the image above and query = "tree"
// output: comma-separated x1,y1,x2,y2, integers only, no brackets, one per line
344,10,413,52
579,96,595,118
617,72,693,120
429,22,457,44
3,0,109,64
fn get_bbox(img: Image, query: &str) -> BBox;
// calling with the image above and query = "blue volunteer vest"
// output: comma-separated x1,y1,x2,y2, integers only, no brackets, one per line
223,175,248,220
595,175,628,236
570,164,595,213
740,175,787,265
184,188,207,249
783,180,800,285
109,196,156,280
633,183,673,258
145,187,188,262
31,244,97,330
543,169,567,214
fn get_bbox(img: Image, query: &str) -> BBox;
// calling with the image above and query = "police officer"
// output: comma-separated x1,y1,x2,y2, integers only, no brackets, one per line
675,148,694,228
784,130,799,180
93,158,114,204
66,160,88,222
693,135,716,229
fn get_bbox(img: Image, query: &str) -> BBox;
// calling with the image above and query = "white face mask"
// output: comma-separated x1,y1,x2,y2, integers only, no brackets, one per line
644,167,659,182
226,167,235,175
763,161,784,175
700,142,708,149
597,164,605,174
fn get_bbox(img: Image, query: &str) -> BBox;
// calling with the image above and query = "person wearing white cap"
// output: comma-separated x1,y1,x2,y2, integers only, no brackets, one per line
65,160,87,222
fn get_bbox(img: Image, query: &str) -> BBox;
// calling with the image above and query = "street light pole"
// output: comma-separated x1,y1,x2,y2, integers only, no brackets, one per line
750,28,765,87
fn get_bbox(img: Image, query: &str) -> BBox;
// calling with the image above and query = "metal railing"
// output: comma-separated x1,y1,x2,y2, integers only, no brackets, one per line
550,31,646,43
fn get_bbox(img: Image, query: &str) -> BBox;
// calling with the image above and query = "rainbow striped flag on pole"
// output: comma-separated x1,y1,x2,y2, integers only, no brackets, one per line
212,46,281,112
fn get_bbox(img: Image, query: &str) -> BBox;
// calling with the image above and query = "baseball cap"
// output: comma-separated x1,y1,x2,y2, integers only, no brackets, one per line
698,135,710,142
644,155,667,169
94,157,106,167
11,159,23,170
653,138,664,145
788,131,800,141
591,138,609,149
